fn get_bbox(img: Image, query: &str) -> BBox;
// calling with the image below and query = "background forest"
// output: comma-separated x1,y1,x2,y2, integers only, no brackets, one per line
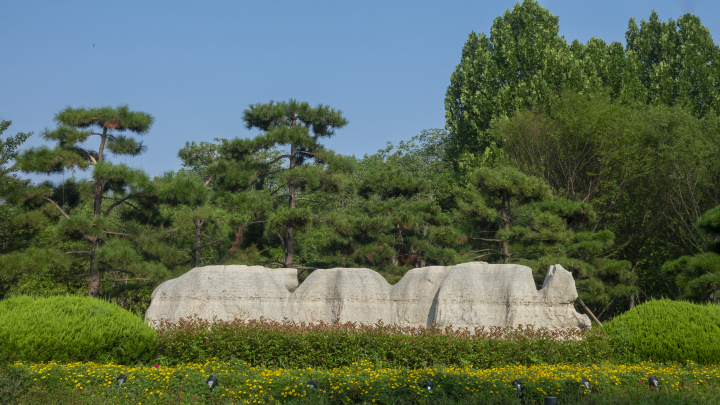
2,0,720,325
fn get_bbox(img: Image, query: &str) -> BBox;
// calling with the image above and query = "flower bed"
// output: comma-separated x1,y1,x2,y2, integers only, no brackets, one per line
4,360,720,404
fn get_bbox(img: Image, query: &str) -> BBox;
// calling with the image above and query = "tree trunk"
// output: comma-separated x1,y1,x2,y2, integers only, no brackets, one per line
501,192,510,264
628,262,638,309
194,218,204,266
88,238,101,298
93,128,108,220
578,298,603,328
284,143,297,268
88,128,108,297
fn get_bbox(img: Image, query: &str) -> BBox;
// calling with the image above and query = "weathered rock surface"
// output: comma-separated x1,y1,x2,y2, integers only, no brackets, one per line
145,262,590,330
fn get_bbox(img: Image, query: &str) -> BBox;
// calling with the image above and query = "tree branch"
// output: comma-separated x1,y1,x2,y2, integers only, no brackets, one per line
103,195,139,217
199,240,221,249
119,281,153,307
66,251,93,256
578,298,603,328
43,196,70,219
104,231,129,236
267,154,292,165
296,197,327,207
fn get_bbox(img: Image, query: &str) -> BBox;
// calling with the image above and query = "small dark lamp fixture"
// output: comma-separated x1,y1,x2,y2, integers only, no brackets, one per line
207,375,219,391
116,374,127,387
649,376,659,389
307,380,318,389
544,397,558,405
513,379,523,398
582,376,592,393
423,380,434,391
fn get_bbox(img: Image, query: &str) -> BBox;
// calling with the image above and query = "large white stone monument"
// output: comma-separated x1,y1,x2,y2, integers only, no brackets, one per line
145,262,590,330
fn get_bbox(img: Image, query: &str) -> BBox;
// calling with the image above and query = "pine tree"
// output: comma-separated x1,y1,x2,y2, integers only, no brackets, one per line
224,99,349,269
663,205,720,303
157,170,231,267
13,105,168,299
457,164,634,323
322,131,464,280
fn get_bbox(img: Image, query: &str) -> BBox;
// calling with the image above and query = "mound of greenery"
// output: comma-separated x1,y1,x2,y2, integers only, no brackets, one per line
0,296,156,365
605,299,720,364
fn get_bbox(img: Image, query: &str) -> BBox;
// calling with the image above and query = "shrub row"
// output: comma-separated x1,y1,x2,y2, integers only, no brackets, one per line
153,317,611,368
4,295,720,367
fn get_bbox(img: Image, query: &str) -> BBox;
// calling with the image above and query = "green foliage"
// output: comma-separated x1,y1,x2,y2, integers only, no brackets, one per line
624,11,720,117
457,164,632,307
446,1,720,164
0,295,156,364
605,299,720,364
10,105,174,303
0,120,32,176
226,99,351,269
0,120,35,258
494,91,720,314
153,317,610,369
445,0,594,165
663,205,720,302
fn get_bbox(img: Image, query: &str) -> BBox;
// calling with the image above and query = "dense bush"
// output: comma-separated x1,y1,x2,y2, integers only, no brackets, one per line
153,317,611,368
605,299,720,364
0,295,156,365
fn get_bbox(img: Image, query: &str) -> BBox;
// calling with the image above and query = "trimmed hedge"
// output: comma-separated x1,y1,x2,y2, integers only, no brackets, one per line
0,295,156,365
153,317,611,368
605,299,720,365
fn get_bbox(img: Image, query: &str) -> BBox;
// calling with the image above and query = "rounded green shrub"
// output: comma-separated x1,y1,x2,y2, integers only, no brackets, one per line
0,295,156,364
605,299,720,364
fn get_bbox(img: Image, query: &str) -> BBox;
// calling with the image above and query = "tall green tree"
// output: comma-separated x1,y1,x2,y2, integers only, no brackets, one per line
324,161,463,282
624,11,720,117
227,99,350,269
0,120,34,254
444,0,595,165
13,105,169,298
157,171,232,267
446,2,720,163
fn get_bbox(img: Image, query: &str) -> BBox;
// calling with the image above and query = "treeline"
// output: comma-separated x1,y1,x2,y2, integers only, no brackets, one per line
1,0,720,321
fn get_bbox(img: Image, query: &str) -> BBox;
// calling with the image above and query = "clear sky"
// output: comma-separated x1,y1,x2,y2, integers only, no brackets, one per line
2,0,718,180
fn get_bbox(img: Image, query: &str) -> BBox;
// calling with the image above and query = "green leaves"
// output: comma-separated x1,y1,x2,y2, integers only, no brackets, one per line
446,1,720,162
154,317,609,368
242,99,348,137
445,0,584,161
0,120,32,175
54,105,154,134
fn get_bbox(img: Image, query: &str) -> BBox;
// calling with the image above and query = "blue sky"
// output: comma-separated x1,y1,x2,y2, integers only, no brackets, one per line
2,0,718,180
